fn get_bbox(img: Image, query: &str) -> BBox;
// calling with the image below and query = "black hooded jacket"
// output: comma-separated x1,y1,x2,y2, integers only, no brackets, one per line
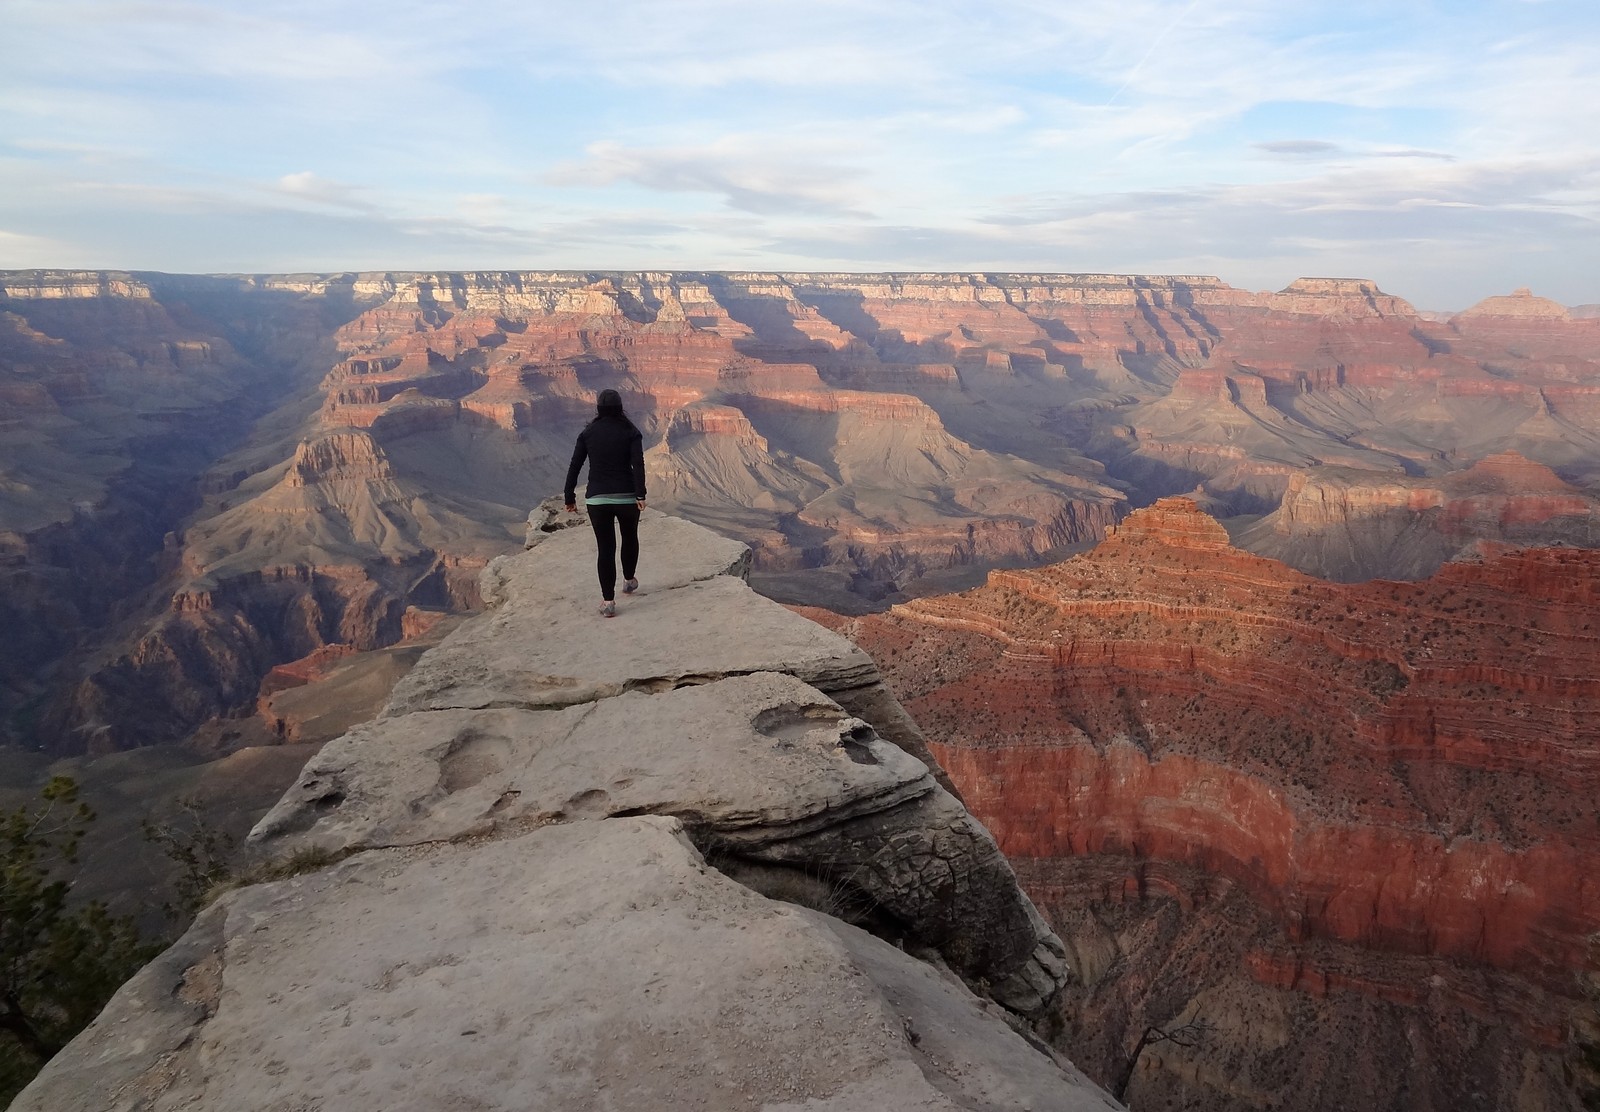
564,416,646,503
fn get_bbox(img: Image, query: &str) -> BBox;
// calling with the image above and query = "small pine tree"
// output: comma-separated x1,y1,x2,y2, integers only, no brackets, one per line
0,777,154,1104
141,796,237,922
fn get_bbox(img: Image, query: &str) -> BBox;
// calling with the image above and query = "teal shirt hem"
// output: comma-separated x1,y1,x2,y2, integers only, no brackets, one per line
585,494,639,506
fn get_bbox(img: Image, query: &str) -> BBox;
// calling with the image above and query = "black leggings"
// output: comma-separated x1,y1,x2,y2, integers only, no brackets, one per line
587,503,640,601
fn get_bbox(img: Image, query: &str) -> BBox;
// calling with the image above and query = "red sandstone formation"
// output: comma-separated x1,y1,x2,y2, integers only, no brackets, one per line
863,498,1600,977
1097,278,1600,527
1238,450,1600,580
838,498,1600,1109
7,270,1600,753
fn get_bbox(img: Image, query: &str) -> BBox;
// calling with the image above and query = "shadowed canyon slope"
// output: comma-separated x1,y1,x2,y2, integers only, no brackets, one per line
0,271,376,752
3,269,1599,755
827,499,1600,1110
16,514,1116,1112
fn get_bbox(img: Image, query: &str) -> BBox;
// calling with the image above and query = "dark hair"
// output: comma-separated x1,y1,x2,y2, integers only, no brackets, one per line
591,388,640,434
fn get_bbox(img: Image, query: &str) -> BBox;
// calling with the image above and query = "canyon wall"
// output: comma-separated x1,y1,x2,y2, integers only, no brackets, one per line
5,270,1599,754
0,271,362,750
831,499,1600,1110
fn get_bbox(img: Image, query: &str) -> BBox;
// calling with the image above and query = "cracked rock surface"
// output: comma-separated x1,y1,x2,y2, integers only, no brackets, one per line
18,514,1111,1112
390,511,954,791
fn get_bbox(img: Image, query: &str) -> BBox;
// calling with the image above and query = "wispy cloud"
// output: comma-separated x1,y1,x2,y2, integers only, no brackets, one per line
1253,141,1461,163
276,172,378,213
0,0,1597,305
1373,149,1457,162
6,1,439,85
1255,140,1344,158
545,140,871,216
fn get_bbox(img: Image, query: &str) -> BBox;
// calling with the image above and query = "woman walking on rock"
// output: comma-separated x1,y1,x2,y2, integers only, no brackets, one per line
564,388,647,617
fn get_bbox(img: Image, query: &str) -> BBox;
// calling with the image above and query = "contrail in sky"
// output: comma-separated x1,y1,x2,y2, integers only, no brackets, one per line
1104,0,1203,107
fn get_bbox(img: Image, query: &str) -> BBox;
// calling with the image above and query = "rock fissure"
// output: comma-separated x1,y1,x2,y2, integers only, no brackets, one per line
671,777,941,841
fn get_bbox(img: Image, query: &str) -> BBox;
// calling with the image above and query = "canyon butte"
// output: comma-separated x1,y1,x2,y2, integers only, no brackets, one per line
820,497,1600,1109
3,269,1599,1110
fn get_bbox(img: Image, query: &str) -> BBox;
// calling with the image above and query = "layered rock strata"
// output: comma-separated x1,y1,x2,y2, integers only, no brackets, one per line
0,271,368,750
17,514,1111,1112
11,270,1600,755
305,271,1130,588
1237,450,1600,580
1097,278,1600,524
833,499,1600,1110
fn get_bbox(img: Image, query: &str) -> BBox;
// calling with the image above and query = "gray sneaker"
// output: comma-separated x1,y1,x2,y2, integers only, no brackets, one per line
599,600,617,618
623,577,639,594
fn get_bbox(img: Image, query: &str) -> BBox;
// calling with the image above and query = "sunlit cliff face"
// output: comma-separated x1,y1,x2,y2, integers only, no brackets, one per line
5,269,1600,761
837,497,1600,1111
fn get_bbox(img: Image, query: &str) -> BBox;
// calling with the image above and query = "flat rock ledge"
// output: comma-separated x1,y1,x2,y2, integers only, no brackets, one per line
19,513,1115,1112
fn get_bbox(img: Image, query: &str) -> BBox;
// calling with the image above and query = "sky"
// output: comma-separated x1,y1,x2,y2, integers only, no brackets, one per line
1,0,1597,310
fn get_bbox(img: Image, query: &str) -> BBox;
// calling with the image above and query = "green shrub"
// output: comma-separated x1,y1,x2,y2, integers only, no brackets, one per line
0,778,157,1104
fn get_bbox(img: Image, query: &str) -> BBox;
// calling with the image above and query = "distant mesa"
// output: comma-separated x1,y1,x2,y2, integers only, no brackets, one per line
1457,287,1571,319
1272,276,1415,317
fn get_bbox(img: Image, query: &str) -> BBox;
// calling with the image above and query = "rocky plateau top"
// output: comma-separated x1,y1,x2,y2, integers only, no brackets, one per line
16,511,1116,1112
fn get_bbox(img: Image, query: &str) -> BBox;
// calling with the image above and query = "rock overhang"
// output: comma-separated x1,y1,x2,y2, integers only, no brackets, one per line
253,673,937,854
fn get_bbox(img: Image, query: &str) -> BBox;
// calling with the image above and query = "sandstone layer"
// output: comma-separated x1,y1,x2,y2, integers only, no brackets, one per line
833,500,1600,1111
1237,450,1600,580
16,515,1113,1112
7,270,1600,756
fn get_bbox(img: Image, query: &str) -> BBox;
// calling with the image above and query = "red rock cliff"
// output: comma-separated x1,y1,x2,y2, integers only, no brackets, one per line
838,498,1600,1109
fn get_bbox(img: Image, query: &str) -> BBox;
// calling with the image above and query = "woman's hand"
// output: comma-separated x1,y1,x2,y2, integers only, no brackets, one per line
636,499,647,510
564,503,577,513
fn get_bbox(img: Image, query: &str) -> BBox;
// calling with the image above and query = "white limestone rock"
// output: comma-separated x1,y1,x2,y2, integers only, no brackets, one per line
254,673,930,853
16,513,1104,1111
251,673,1068,1016
389,575,876,714
18,818,1117,1112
